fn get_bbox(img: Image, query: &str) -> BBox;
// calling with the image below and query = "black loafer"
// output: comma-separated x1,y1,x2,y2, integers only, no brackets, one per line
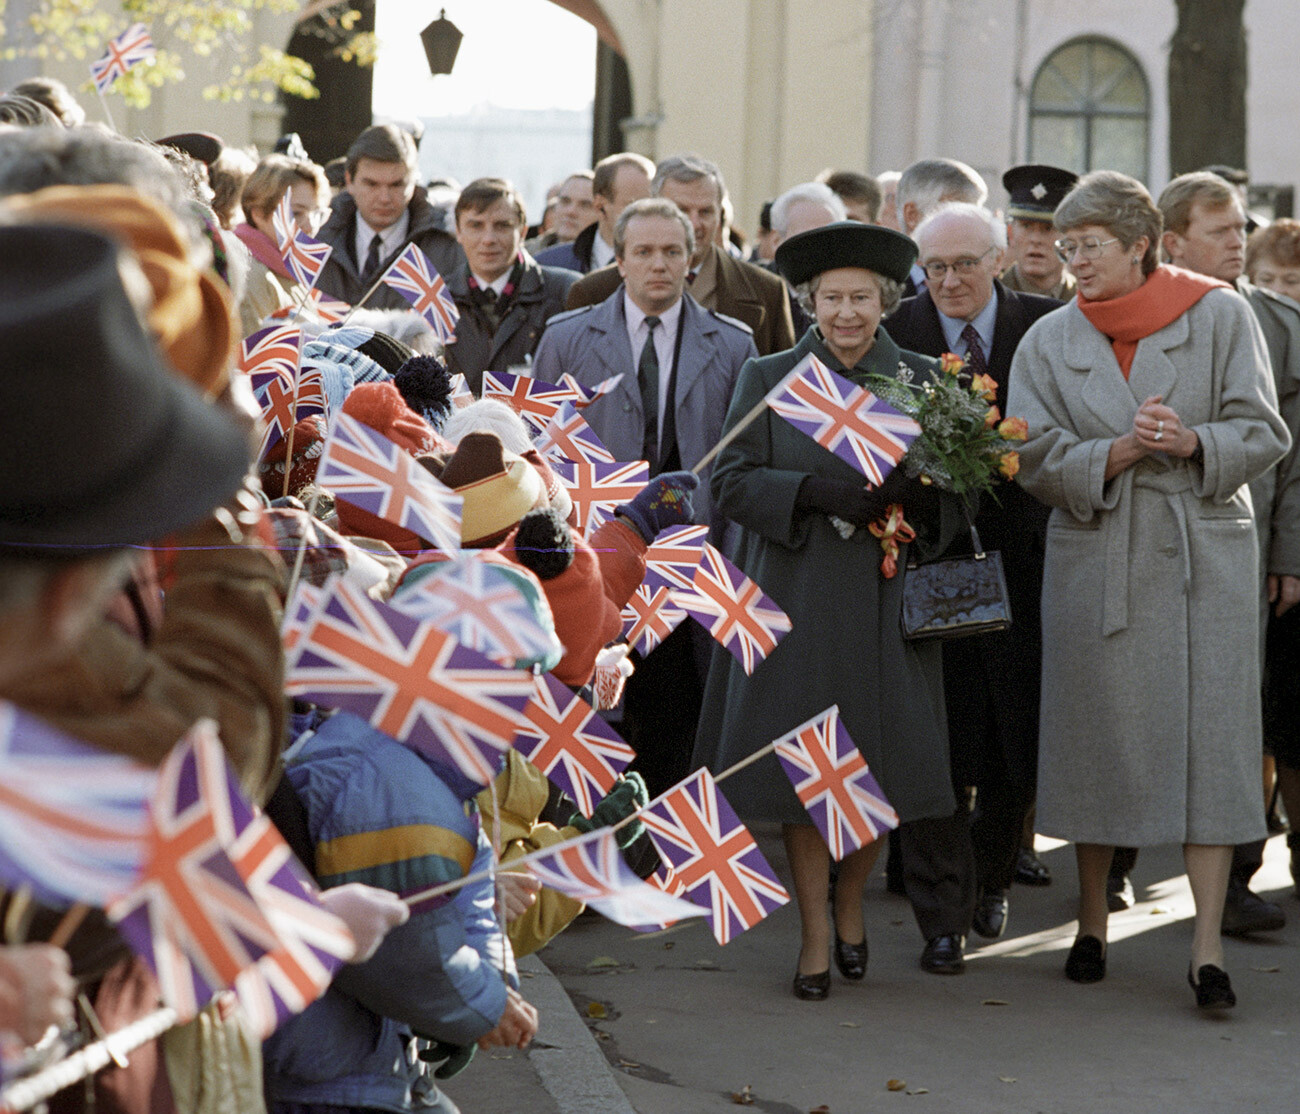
833,933,868,980
792,968,831,1000
972,889,1009,940
1220,886,1286,936
1014,847,1052,887
919,934,965,974
1064,935,1106,983
1189,963,1236,1010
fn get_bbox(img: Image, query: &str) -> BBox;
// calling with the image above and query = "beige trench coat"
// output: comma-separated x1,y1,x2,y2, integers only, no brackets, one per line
1007,287,1290,845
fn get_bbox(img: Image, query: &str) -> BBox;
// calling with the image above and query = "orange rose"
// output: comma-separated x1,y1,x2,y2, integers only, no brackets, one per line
984,404,1002,429
970,372,998,401
998,451,1020,480
997,416,1029,441
939,352,965,377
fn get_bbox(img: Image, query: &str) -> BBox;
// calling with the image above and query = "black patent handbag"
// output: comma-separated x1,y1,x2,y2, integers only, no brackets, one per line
899,519,1012,642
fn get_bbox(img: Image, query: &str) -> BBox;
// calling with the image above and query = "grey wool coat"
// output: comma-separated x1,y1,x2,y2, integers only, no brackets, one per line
691,327,962,827
1007,285,1291,846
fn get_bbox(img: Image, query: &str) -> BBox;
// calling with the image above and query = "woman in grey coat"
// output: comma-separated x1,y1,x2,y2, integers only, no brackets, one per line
1007,172,1290,1010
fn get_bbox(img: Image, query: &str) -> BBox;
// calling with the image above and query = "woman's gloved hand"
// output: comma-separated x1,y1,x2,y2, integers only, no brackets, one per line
796,476,888,525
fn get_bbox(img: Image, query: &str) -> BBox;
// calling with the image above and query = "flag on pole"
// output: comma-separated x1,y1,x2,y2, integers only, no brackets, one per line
390,554,561,668
767,353,921,484
107,722,283,1022
381,244,459,342
271,189,331,290
251,364,326,461
270,289,351,324
0,702,155,908
534,402,615,465
239,324,302,380
641,770,788,945
550,459,649,536
641,524,709,593
513,673,635,817
90,24,155,93
773,705,899,860
620,585,687,656
672,544,791,674
482,371,584,434
317,413,463,553
285,579,534,792
560,373,625,409
524,828,705,929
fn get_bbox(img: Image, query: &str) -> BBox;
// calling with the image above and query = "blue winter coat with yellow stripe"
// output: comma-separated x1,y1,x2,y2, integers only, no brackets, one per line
262,710,514,1114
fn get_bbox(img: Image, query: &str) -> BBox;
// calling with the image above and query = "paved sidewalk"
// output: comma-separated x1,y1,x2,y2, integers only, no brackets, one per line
506,827,1299,1114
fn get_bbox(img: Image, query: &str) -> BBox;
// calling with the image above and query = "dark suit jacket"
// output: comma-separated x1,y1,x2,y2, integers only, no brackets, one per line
564,242,795,357
882,280,1061,788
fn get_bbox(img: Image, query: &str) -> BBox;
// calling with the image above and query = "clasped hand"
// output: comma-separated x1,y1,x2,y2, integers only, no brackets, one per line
1132,395,1198,459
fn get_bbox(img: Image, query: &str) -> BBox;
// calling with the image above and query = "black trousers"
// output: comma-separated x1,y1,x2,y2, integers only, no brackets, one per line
622,621,708,801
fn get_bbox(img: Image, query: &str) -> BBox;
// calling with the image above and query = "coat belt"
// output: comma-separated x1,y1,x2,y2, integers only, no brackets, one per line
1103,467,1195,636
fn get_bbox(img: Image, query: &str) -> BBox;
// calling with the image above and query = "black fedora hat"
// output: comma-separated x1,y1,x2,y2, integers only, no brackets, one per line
775,221,918,287
0,224,250,554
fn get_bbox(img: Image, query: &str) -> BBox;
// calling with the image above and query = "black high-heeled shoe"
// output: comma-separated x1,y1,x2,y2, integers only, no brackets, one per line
792,967,831,1000
1188,963,1236,1010
1064,935,1106,983
833,932,868,980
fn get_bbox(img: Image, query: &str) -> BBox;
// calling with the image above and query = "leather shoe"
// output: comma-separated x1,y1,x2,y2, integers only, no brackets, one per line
1064,935,1106,983
1189,963,1236,1010
833,932,868,980
1106,871,1134,912
1220,886,1286,936
919,934,965,974
972,889,1009,940
792,968,830,1000
1013,847,1052,886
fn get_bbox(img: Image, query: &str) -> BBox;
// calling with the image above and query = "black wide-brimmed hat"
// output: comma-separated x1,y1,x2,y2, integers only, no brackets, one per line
774,221,918,287
156,131,224,167
1002,164,1077,222
0,224,250,554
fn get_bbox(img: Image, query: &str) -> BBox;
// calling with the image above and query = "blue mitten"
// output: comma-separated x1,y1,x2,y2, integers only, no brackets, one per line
617,471,699,541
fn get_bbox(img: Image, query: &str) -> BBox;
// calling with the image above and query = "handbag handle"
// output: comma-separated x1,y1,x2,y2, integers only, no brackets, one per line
960,503,987,561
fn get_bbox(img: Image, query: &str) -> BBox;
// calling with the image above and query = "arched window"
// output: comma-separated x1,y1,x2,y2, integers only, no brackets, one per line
1029,38,1149,182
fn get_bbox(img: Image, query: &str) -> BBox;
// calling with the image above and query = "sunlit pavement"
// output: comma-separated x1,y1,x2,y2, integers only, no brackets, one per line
502,825,1299,1114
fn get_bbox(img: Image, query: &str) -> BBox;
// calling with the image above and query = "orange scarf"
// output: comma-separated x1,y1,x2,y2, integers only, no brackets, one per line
1077,265,1228,378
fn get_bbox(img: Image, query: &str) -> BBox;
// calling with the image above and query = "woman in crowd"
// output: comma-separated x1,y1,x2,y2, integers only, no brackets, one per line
1007,171,1289,1009
234,152,331,333
1247,218,1300,303
693,222,961,1000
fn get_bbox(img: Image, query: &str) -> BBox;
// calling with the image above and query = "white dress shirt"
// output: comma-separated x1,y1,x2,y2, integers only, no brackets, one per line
354,210,410,274
623,291,683,450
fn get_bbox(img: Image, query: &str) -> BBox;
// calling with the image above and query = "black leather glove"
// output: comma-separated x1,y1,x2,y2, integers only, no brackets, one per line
796,476,888,525
512,507,575,580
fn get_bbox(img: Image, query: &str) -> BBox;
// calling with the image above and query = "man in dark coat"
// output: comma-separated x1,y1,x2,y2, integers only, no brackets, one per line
535,152,653,275
564,155,795,358
444,177,580,393
315,123,463,309
882,202,1060,972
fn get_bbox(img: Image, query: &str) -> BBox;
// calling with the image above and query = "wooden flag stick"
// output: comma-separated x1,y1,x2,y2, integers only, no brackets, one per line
691,394,770,476
48,902,90,950
94,87,118,132
336,270,389,329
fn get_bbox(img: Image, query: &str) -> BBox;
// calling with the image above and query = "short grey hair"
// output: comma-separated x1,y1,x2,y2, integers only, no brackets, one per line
613,197,694,258
652,154,727,204
1055,170,1162,276
770,182,847,236
913,202,1007,254
897,158,988,227
794,270,905,319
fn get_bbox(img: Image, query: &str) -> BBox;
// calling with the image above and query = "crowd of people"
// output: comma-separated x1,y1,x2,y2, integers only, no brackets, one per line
0,67,1298,1114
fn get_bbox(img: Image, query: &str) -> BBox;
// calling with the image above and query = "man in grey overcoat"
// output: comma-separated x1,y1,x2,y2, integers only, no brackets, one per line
531,197,757,799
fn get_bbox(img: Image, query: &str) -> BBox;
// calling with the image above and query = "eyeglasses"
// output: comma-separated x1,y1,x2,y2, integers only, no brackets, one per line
1054,236,1119,263
920,246,995,282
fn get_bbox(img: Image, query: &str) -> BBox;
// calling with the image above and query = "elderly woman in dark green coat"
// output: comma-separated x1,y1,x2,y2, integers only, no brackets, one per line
692,223,961,1000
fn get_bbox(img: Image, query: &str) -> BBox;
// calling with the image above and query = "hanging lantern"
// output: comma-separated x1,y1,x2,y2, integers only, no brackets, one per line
420,9,463,76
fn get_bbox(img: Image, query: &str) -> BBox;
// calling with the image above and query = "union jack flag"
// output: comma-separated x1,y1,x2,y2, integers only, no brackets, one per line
534,402,615,465
271,187,298,256
381,243,459,343
252,363,326,460
390,553,560,668
270,289,351,324
239,324,301,380
448,373,475,409
281,581,324,656
550,459,649,536
767,353,921,485
560,373,625,409
620,584,687,655
230,811,356,1038
642,524,709,593
641,770,788,945
524,828,705,929
672,544,791,675
0,702,154,908
482,370,584,435
285,578,534,791
283,230,333,292
317,413,462,553
107,722,283,1022
773,705,899,860
90,24,155,93
513,673,635,817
